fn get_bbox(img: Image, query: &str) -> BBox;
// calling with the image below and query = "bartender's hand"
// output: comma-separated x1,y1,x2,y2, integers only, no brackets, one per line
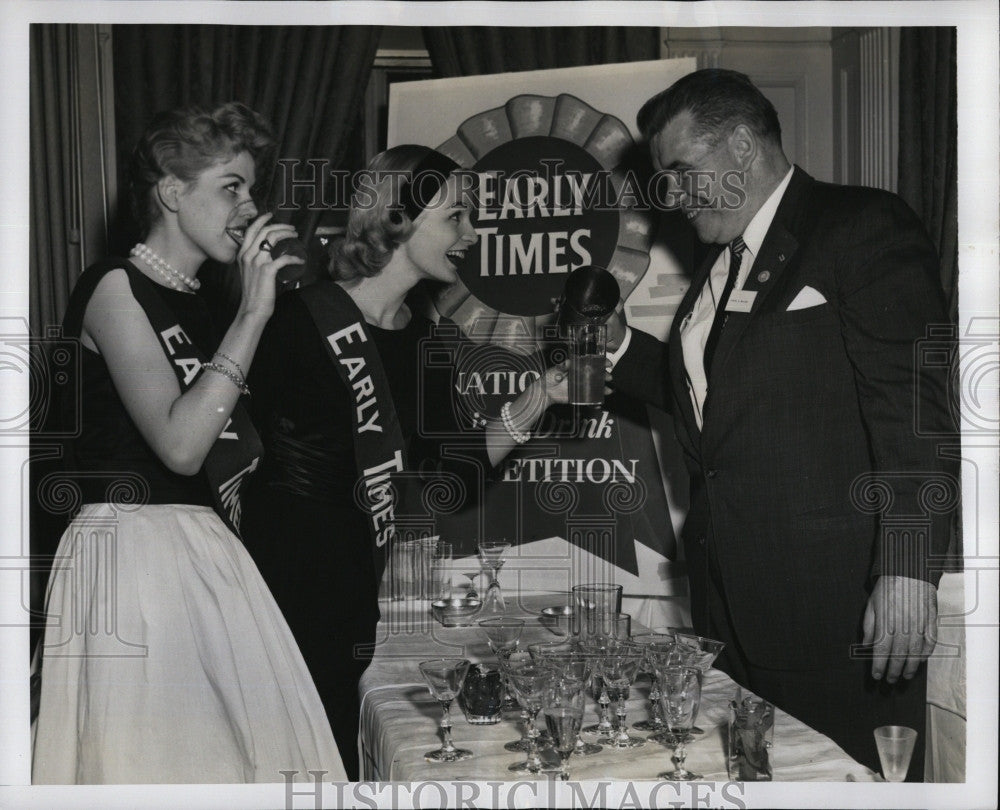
605,298,628,353
862,575,937,683
540,361,569,407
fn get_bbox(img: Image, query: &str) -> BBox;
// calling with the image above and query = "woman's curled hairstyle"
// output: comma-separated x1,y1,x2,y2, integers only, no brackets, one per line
332,144,446,282
128,102,276,237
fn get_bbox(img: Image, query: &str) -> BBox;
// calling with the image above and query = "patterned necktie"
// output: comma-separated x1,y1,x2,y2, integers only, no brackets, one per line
703,236,747,374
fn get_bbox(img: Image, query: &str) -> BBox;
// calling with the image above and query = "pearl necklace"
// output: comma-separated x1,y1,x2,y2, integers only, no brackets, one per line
130,243,201,291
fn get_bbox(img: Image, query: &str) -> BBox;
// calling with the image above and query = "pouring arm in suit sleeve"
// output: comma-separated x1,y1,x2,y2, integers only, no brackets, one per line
833,190,957,682
605,305,673,414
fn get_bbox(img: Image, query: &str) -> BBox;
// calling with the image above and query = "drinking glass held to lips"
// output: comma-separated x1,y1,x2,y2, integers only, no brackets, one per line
225,199,309,293
31,101,341,785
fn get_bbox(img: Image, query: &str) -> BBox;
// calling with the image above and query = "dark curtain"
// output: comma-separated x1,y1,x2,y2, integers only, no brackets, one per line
897,27,958,322
897,28,961,569
112,24,381,247
423,26,661,77
30,25,78,339
29,27,82,642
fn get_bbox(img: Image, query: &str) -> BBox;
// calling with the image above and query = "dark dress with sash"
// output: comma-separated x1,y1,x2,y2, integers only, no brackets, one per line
64,263,220,505
32,261,344,784
243,281,486,780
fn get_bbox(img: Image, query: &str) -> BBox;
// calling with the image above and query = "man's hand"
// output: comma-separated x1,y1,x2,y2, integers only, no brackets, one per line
862,575,937,683
539,361,569,407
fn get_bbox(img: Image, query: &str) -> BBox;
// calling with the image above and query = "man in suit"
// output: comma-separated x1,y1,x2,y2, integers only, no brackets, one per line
608,69,956,777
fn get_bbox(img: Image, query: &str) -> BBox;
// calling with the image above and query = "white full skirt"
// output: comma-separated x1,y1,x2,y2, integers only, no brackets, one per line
32,503,346,784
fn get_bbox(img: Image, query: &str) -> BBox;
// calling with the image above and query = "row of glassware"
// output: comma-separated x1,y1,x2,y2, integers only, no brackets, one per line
386,538,511,610
418,624,776,782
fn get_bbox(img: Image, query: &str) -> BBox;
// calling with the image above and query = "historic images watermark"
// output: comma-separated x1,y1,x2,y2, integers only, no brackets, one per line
273,160,749,216
278,773,750,810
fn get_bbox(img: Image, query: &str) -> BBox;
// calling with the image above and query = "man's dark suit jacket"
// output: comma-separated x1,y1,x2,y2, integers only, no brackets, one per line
613,166,956,671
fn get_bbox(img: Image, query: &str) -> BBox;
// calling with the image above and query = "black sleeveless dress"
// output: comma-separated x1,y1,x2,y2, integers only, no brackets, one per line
32,261,344,784
243,283,489,780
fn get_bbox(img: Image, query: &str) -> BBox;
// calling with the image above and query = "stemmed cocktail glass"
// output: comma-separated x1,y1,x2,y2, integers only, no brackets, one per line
630,632,676,733
478,540,511,614
418,658,473,762
505,660,549,774
674,634,724,735
656,664,703,780
479,617,524,713
543,675,587,781
578,637,615,737
644,639,690,744
596,639,646,749
529,642,602,756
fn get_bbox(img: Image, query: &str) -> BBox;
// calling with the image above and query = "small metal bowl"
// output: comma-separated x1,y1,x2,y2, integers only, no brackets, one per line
540,604,576,636
431,597,484,627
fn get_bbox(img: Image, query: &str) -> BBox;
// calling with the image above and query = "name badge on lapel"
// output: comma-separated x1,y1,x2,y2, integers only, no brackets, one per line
726,289,757,313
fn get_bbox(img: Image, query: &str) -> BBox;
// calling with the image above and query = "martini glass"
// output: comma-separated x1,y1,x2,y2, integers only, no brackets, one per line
497,649,551,753
463,569,481,600
479,617,524,713
646,638,700,744
578,637,615,737
656,665,703,780
505,660,550,773
674,634,725,735
630,632,676,732
478,540,511,614
418,658,473,762
596,639,646,749
535,646,603,757
543,679,587,780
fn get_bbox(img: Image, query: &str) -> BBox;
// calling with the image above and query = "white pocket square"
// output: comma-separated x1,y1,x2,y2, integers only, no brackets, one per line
787,286,827,311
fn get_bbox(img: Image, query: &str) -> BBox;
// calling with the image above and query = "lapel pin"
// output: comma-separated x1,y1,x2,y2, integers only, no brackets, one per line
777,253,786,262
757,270,771,283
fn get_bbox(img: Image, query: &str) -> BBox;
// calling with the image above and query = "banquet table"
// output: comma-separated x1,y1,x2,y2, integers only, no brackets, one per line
358,593,879,783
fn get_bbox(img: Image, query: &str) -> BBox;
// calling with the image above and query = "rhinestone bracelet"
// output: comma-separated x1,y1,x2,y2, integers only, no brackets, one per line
201,361,250,397
213,351,246,380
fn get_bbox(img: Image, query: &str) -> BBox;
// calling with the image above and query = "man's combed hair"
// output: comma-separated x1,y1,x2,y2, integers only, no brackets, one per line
128,102,276,237
637,68,782,149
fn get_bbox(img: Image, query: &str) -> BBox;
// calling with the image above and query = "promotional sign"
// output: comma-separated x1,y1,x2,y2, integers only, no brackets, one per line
389,59,695,592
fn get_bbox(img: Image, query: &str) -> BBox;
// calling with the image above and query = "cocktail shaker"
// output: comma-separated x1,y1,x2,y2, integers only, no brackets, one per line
556,264,620,333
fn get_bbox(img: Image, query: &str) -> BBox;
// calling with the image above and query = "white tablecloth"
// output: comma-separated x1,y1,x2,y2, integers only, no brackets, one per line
925,572,966,782
358,594,878,783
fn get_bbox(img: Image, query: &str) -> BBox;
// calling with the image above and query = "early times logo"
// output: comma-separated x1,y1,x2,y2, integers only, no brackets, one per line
465,137,619,317
434,93,652,335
